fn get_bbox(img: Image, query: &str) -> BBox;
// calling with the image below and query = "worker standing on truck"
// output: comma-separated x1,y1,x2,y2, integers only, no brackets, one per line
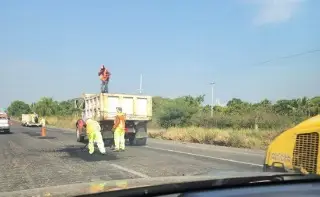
98,65,111,93
112,107,126,152
83,115,106,155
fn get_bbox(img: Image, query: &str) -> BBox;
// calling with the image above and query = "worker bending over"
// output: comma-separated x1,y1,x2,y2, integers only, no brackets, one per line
83,116,106,155
98,65,111,93
112,107,126,152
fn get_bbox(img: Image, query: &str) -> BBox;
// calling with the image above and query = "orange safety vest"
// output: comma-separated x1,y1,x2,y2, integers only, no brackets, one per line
99,69,110,81
113,113,126,129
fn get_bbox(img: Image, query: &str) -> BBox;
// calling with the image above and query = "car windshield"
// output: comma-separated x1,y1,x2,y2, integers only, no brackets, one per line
0,0,319,196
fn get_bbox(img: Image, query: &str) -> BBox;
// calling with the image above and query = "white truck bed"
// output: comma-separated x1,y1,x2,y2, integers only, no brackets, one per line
82,93,152,121
21,114,41,127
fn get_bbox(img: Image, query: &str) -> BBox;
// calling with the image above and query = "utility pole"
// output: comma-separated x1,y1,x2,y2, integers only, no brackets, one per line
137,74,143,94
210,82,215,117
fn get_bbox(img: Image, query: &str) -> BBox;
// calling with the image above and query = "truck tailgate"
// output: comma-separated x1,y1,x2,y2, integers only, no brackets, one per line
83,93,152,121
22,114,32,123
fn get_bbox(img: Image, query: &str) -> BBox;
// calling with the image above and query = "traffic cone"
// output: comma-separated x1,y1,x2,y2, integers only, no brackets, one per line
41,126,46,137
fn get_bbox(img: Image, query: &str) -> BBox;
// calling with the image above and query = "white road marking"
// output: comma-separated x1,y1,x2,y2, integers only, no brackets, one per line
184,145,264,156
109,163,150,178
145,146,263,167
149,140,264,156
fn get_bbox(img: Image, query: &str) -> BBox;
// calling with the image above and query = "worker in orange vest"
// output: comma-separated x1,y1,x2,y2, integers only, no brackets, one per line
112,107,126,152
98,65,111,93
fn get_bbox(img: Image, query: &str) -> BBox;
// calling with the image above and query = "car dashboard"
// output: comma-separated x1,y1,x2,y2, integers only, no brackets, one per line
159,181,320,197
78,174,320,197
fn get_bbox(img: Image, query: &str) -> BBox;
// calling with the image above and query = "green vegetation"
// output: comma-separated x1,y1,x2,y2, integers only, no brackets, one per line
7,95,320,149
151,95,320,129
8,97,82,118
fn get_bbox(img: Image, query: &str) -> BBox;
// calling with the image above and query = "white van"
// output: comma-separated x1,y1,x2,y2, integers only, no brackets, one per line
0,113,10,134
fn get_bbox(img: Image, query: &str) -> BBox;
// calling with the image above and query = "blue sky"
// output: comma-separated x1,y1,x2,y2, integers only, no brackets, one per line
1,0,319,107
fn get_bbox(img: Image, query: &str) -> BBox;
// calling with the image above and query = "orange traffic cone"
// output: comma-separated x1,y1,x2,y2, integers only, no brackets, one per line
41,126,46,137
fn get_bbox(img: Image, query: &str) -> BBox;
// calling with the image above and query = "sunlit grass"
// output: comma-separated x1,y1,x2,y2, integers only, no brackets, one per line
148,127,280,149
45,116,79,130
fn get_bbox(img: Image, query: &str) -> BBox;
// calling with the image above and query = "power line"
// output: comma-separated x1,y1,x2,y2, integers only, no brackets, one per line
254,48,320,66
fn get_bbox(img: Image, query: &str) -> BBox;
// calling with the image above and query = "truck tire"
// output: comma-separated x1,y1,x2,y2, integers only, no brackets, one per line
4,129,10,134
136,137,147,146
129,126,147,146
76,128,85,142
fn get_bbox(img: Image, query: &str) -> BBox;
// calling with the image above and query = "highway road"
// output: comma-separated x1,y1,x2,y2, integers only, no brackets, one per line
0,122,265,193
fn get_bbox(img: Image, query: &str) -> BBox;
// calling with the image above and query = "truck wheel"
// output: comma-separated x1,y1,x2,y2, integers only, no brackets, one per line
129,127,147,146
136,137,147,146
76,128,85,142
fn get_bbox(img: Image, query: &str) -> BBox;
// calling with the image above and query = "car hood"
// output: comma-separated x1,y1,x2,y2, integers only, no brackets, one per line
0,171,286,197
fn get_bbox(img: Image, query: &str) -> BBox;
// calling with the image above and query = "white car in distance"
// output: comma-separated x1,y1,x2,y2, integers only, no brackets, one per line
0,113,10,134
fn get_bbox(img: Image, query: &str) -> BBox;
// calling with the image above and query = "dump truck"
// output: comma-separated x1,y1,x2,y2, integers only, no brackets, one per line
75,93,152,146
21,113,42,127
263,115,320,175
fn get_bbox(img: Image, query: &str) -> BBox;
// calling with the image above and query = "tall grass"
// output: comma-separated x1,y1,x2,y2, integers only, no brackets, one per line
45,116,79,130
149,127,280,149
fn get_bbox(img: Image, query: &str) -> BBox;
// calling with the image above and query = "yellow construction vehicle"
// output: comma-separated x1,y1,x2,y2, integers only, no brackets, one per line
263,115,320,175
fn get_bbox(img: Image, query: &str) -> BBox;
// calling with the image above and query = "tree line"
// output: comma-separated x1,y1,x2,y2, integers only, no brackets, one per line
7,97,81,118
7,95,320,130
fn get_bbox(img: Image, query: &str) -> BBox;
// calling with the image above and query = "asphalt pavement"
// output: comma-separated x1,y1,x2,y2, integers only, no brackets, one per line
0,122,265,193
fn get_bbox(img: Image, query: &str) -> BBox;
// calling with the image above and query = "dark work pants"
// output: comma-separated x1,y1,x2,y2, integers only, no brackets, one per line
101,80,109,93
